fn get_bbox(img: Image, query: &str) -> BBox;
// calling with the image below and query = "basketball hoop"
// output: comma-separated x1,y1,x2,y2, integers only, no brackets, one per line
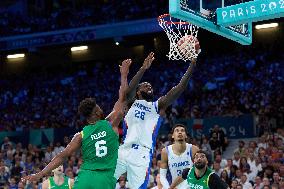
158,14,200,62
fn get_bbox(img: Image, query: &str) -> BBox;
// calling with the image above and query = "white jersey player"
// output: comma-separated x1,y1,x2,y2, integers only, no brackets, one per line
160,124,199,189
114,52,197,189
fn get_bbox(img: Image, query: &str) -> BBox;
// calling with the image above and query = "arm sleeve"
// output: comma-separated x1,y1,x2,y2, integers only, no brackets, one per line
208,173,229,189
182,168,190,180
159,168,170,189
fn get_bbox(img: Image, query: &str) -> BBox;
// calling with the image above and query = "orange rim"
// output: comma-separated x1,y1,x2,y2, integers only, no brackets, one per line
158,14,190,25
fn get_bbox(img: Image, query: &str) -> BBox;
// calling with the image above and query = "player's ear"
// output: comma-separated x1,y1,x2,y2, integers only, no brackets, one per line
136,90,141,98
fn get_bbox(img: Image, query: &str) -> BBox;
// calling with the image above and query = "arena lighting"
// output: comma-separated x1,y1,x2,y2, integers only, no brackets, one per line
115,42,120,46
255,23,279,30
7,53,25,59
71,46,88,52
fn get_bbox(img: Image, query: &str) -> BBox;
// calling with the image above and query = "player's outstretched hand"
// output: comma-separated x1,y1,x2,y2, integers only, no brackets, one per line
142,52,155,70
120,59,132,76
21,173,41,183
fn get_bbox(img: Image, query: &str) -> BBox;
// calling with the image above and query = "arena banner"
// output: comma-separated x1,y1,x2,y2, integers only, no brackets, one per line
0,131,29,146
177,114,256,139
0,18,162,51
217,0,284,27
29,128,54,146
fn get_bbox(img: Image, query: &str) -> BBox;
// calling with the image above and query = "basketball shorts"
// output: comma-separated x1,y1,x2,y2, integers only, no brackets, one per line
114,144,152,189
73,169,116,189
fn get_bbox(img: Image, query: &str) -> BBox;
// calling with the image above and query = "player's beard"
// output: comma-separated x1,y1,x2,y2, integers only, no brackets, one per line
195,162,206,169
141,91,154,101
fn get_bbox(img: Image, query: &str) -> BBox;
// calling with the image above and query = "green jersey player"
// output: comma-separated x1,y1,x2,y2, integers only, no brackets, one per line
41,165,74,189
22,59,132,189
169,150,229,189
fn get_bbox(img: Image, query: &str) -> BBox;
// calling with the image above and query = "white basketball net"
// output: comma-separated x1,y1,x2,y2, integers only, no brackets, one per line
158,14,200,62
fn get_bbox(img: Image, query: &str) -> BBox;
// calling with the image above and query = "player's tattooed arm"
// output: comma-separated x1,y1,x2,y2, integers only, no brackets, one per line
158,59,196,112
22,133,81,182
126,52,155,103
106,59,131,134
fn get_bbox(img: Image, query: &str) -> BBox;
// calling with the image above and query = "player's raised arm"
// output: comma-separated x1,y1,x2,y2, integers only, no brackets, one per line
126,52,155,103
158,59,196,112
22,133,81,182
106,59,131,133
160,148,170,188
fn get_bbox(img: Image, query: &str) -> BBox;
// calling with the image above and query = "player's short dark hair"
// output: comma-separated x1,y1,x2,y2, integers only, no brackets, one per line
171,124,188,134
78,98,96,119
136,82,151,98
193,150,209,160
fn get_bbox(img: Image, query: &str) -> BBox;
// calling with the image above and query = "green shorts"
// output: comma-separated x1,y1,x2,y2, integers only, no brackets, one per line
73,169,116,189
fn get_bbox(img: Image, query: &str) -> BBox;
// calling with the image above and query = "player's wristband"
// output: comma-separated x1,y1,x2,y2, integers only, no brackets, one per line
160,168,170,188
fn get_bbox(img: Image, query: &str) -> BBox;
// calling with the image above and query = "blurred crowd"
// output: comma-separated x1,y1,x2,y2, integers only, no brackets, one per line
0,126,283,189
1,48,283,133
0,0,167,36
0,47,283,188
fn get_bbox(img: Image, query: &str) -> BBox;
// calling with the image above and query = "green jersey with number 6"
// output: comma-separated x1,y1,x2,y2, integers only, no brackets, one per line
80,120,119,171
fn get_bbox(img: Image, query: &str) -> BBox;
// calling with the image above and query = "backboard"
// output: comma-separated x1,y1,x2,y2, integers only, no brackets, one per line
169,0,253,45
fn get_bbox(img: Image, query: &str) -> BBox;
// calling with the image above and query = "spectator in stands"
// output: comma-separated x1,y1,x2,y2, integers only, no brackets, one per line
229,165,238,181
279,164,284,177
53,142,64,155
236,184,243,189
258,136,268,149
247,148,256,169
17,181,25,189
231,179,238,189
10,159,23,182
213,162,222,176
1,137,13,151
215,154,227,169
235,169,242,182
0,162,9,187
201,137,213,163
210,125,228,151
115,175,129,189
272,172,281,186
239,174,252,189
253,176,263,189
262,177,271,186
209,133,222,154
234,141,246,157
233,151,241,167
239,157,249,173
8,177,18,189
220,170,231,186
271,183,279,189
224,159,233,175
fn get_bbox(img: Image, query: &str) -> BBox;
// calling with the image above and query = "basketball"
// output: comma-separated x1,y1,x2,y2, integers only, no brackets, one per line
177,35,201,58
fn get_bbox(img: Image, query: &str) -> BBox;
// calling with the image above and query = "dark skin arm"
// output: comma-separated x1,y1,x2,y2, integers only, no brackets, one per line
22,59,132,183
22,133,82,182
158,59,196,112
106,59,131,134
125,52,155,103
